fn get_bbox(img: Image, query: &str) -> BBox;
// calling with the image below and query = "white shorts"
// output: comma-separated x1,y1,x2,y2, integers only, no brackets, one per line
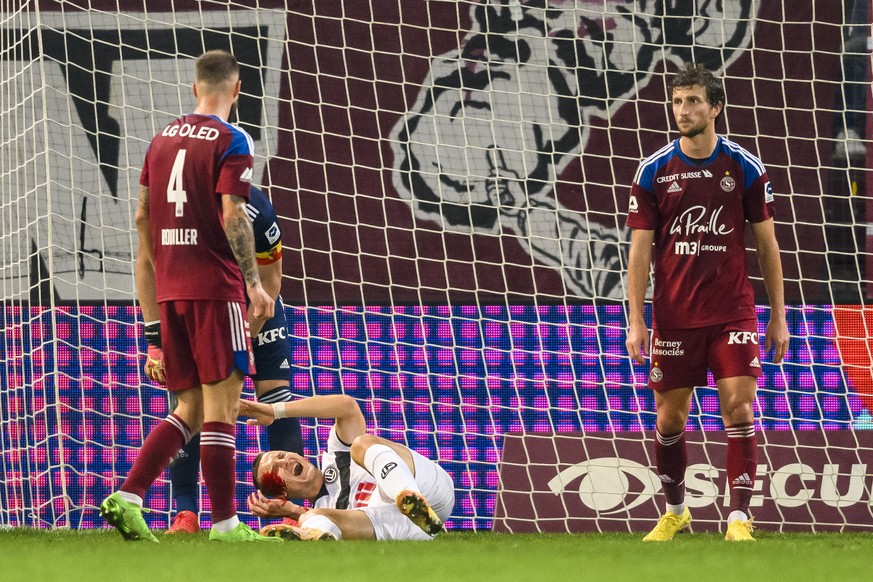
360,449,455,541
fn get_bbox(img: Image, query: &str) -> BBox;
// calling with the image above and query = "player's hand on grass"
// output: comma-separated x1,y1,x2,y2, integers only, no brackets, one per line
239,399,276,426
144,345,167,385
248,490,306,519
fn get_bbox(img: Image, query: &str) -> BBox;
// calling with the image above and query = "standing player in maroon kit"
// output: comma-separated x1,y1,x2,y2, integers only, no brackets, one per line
625,63,790,542
100,50,279,543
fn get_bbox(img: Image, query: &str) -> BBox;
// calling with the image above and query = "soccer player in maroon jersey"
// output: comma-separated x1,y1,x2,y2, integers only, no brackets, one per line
100,50,279,543
625,63,790,542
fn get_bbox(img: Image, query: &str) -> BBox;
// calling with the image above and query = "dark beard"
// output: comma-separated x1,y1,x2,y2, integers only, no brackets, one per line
679,124,705,139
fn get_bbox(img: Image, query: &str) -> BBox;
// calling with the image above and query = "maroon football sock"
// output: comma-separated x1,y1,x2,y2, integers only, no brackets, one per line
200,421,237,522
654,429,687,506
121,414,191,499
725,422,757,514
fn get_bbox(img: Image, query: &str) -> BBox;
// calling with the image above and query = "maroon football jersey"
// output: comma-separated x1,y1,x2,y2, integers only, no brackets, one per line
626,137,775,329
140,114,254,303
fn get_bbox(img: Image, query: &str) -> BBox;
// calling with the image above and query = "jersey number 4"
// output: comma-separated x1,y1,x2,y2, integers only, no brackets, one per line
167,149,188,217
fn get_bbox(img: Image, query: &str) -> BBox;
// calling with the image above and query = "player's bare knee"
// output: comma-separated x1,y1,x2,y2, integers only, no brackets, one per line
350,434,380,465
656,409,688,434
721,399,754,425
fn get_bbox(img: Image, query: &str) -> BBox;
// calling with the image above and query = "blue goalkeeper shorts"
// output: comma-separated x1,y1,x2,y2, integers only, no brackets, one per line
250,295,291,382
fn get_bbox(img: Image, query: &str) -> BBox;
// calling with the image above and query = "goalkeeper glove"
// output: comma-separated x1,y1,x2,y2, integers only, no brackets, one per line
143,321,167,385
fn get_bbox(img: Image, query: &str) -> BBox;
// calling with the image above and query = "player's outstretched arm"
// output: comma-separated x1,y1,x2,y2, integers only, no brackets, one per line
240,394,367,444
751,218,789,364
625,228,654,365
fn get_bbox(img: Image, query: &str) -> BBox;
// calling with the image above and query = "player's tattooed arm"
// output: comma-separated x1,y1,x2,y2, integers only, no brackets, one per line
222,194,261,287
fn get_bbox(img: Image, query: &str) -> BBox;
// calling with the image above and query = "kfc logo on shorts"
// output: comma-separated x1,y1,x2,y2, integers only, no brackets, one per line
649,366,663,383
727,331,758,345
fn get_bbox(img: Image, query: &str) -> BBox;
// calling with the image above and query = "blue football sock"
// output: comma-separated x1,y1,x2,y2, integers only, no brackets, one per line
169,432,200,513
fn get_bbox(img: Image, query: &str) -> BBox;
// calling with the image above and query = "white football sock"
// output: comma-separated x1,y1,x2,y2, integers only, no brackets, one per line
300,514,342,540
363,444,419,500
117,491,144,507
212,516,240,533
666,503,686,516
727,510,749,524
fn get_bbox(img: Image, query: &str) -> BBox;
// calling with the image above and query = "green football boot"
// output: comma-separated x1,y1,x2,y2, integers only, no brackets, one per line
99,492,159,542
208,522,284,542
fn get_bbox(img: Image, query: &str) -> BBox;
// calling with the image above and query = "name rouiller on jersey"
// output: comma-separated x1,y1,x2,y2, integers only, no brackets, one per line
162,228,198,246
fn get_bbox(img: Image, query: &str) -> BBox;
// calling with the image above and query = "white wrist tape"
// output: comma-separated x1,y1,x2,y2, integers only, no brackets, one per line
272,402,288,419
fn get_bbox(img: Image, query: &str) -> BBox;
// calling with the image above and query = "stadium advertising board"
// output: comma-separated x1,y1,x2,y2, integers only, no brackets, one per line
493,430,873,533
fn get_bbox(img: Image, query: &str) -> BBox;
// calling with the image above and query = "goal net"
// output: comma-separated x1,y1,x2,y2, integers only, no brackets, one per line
1,0,872,533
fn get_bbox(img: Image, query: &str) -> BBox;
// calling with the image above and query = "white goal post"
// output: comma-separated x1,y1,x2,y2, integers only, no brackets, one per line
1,0,872,533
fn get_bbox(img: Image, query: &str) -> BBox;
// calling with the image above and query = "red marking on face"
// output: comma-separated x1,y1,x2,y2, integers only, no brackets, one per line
260,468,286,499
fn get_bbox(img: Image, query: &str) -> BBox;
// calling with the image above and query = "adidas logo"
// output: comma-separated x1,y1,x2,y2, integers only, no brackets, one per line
667,181,682,193
749,357,760,368
240,167,253,183
731,473,753,486
657,474,675,484
279,359,290,369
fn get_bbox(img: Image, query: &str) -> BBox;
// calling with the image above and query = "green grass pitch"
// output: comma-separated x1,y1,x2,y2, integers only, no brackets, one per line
3,528,872,582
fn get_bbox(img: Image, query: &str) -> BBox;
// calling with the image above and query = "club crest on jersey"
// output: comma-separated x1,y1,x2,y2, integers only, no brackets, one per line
323,466,338,484
720,175,736,192
650,366,663,383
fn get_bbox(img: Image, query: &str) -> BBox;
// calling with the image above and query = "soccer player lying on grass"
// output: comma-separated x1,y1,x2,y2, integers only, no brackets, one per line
240,394,455,541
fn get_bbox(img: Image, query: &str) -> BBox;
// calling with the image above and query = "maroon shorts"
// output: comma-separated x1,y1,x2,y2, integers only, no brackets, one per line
160,300,255,392
648,320,762,391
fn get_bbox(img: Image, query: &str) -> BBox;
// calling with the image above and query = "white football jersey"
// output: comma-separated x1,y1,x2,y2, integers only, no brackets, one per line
312,426,392,511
